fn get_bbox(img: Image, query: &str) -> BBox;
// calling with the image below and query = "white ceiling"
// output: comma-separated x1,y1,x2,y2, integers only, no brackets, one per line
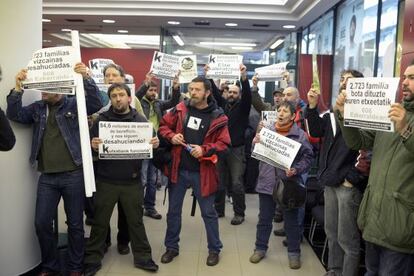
42,0,341,53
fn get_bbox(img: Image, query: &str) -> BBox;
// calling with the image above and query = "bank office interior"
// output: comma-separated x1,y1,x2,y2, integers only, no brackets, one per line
1,0,413,275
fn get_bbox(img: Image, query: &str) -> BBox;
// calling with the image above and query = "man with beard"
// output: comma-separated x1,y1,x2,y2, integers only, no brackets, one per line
6,63,102,276
207,64,252,225
334,64,414,275
84,83,160,275
135,71,181,220
306,69,371,276
158,76,230,266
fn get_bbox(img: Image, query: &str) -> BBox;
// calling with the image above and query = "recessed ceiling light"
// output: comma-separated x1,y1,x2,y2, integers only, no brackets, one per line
42,18,51,23
61,28,71,32
168,21,181,25
270,52,276,56
43,39,52,43
283,24,296,29
117,30,129,33
174,50,193,55
102,19,115,24
225,23,238,27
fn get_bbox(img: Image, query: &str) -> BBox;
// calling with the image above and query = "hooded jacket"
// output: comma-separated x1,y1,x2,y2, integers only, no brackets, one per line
159,99,230,197
91,107,148,184
338,99,414,254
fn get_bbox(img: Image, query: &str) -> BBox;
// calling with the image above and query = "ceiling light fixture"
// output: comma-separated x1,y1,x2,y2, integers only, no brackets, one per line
168,21,181,25
173,34,184,46
282,24,296,29
231,46,253,50
102,19,115,23
200,42,257,47
270,38,285,49
225,23,238,27
117,30,129,33
270,52,276,56
174,50,193,55
42,18,51,23
61,28,71,32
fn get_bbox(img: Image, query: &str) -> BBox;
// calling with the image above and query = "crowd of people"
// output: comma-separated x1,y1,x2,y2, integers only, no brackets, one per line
1,57,414,276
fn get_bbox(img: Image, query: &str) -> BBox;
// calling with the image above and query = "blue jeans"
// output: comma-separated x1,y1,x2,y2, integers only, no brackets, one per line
365,242,414,276
255,193,277,252
255,193,303,256
283,205,304,257
165,170,222,253
35,169,85,272
141,159,157,211
325,184,362,276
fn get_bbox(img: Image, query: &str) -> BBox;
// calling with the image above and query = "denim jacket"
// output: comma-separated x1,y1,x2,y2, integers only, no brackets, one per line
6,78,103,166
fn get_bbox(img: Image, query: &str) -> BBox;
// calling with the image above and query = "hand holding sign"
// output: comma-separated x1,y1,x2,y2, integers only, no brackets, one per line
144,70,156,86
91,137,103,152
388,103,408,133
240,64,247,81
173,72,181,90
285,168,297,177
252,74,259,88
150,136,160,149
334,90,347,116
74,62,89,79
15,69,27,91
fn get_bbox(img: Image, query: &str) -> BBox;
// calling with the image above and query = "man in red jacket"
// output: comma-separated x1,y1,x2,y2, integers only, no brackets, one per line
158,76,230,266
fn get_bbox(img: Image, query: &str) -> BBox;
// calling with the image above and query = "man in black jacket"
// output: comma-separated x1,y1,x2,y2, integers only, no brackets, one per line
135,72,180,219
305,69,369,276
84,83,159,275
207,64,252,225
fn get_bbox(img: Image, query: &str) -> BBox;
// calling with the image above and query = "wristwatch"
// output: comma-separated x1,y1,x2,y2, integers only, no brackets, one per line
400,124,413,142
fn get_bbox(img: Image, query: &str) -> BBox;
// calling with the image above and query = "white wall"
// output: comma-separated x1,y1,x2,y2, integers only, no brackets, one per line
0,0,42,274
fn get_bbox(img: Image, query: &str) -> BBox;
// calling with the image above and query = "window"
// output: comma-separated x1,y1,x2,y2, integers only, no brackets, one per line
308,11,334,55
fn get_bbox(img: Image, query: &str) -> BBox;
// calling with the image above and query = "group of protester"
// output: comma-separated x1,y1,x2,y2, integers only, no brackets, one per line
1,56,414,276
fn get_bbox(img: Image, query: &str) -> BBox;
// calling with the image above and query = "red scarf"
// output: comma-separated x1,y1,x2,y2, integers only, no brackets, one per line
275,121,293,136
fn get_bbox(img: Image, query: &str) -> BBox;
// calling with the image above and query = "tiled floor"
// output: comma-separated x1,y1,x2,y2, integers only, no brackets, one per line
60,190,326,275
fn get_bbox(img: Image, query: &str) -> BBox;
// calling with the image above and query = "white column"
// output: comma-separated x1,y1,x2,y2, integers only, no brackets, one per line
0,0,42,274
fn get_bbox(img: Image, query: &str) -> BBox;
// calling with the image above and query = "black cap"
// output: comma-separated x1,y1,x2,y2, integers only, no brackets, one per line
272,88,284,96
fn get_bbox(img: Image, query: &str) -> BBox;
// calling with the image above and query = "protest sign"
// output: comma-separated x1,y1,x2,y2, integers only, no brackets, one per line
206,54,242,80
344,77,399,132
99,122,153,159
254,62,289,81
178,55,198,83
23,46,77,94
150,51,180,80
261,111,278,128
252,127,301,170
88,58,114,84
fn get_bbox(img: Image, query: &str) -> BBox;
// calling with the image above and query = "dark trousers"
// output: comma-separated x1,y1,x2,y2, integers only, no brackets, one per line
35,169,85,273
215,146,246,217
84,181,152,265
365,241,414,276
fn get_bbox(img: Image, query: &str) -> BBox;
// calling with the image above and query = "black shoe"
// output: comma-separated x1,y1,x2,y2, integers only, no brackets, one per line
282,239,288,247
117,243,130,255
161,249,179,263
144,209,162,220
206,252,219,266
135,259,159,272
273,212,283,223
83,262,102,276
273,228,286,236
217,212,225,218
231,215,245,225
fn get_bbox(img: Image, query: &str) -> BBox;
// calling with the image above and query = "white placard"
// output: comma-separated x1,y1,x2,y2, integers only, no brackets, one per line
23,46,77,93
150,51,180,80
88,58,114,84
261,111,278,128
98,121,153,159
252,128,301,170
178,55,198,83
255,62,289,81
344,78,399,132
206,54,242,80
